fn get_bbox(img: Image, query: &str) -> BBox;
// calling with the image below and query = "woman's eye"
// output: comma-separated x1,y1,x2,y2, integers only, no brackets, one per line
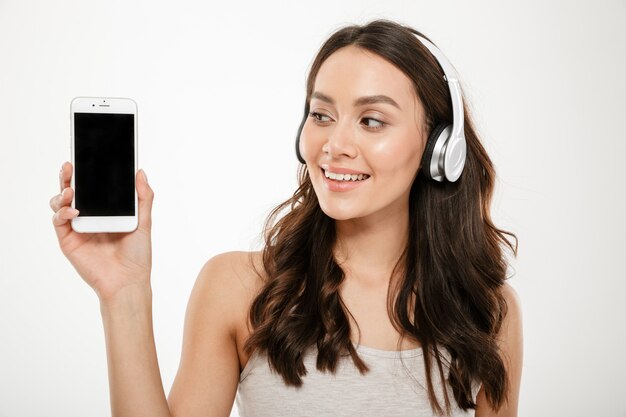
309,112,331,123
362,117,385,130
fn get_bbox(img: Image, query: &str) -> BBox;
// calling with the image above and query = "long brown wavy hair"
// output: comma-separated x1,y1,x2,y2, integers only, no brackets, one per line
243,19,518,415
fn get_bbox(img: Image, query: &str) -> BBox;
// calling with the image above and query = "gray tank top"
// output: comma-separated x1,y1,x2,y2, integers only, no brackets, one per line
236,342,481,417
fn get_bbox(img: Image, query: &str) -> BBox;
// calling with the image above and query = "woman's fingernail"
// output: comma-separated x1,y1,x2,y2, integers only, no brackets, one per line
61,188,66,199
141,170,148,184
68,208,79,216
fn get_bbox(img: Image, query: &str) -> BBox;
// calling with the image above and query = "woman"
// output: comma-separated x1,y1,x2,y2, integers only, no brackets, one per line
51,19,522,417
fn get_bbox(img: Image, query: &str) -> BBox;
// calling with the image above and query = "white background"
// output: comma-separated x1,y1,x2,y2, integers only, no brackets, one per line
1,1,625,416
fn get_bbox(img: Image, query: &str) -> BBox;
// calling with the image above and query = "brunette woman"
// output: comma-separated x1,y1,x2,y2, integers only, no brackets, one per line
51,19,522,417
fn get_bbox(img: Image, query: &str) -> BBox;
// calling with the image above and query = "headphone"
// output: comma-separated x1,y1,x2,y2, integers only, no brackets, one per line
295,32,467,183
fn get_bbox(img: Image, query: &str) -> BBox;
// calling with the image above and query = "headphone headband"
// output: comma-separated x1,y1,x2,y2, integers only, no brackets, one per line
413,34,465,143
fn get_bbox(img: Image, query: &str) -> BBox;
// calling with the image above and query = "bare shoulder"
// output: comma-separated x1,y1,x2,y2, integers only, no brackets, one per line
475,282,523,416
495,282,523,365
198,251,267,359
501,282,521,307
199,250,266,294
500,282,522,332
168,251,266,415
196,250,266,330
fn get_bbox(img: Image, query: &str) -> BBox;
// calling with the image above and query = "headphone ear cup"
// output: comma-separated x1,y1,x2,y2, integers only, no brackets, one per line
421,123,449,180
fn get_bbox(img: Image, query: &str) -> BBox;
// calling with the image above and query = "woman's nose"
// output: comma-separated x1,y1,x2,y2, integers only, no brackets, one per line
323,119,358,159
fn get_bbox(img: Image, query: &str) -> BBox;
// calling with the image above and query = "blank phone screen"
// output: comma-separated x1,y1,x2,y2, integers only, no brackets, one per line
74,113,135,216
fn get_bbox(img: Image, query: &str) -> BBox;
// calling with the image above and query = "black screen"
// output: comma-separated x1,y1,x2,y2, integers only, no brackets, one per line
74,113,135,216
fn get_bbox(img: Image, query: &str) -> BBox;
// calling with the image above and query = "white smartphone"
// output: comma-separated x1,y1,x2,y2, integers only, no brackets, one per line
70,97,138,233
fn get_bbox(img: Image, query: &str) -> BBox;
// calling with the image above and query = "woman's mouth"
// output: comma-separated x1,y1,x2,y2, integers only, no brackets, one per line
323,168,370,181
320,167,370,192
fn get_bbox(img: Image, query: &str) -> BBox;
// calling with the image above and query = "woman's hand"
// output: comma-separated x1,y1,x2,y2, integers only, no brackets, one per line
50,162,155,303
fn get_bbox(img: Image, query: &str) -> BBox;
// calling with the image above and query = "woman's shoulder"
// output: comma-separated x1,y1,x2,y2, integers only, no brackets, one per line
500,282,522,318
197,251,267,370
195,250,266,327
198,250,267,299
496,282,522,346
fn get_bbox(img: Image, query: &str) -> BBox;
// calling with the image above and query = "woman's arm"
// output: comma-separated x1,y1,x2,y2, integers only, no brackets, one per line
166,252,247,416
100,252,244,417
475,283,524,417
52,163,171,416
100,284,172,417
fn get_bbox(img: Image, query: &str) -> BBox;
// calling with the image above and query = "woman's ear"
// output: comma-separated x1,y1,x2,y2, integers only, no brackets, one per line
295,103,310,164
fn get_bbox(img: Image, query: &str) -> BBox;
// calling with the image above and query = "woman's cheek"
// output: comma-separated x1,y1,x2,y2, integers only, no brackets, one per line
300,125,325,162
377,130,421,160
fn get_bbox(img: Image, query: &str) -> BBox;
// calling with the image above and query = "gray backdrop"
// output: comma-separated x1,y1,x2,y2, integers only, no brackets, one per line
1,0,624,416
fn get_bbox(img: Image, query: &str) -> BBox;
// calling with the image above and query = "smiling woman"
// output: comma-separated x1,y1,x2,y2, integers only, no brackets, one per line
50,17,521,417
238,19,522,417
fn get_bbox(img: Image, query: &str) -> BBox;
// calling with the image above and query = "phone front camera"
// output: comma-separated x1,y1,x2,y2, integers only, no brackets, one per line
92,104,94,107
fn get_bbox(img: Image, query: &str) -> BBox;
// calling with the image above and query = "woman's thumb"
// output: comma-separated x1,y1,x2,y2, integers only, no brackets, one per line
137,169,154,232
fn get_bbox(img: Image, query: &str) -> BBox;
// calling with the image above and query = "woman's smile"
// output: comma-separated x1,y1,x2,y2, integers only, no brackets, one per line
321,166,371,192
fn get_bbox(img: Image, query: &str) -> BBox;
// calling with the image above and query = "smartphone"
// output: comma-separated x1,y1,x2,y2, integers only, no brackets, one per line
70,97,138,233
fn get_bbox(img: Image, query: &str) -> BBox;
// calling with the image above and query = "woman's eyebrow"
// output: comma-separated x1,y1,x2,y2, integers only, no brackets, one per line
354,94,401,109
311,91,401,110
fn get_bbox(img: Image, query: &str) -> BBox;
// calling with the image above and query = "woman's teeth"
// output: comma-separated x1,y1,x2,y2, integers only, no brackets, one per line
324,170,370,181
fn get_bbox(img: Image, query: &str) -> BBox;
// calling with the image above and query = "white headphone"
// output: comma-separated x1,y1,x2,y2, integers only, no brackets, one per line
414,34,467,182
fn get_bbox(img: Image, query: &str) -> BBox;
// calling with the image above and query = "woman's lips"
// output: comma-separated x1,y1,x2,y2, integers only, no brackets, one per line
320,164,368,175
320,167,369,192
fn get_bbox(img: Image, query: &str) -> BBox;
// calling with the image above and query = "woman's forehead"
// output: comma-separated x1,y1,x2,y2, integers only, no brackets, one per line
312,45,418,111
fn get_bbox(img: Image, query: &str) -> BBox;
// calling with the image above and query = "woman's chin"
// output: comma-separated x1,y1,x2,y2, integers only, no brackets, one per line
318,202,364,221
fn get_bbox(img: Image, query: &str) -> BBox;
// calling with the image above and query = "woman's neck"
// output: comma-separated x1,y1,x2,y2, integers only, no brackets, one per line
333,205,409,285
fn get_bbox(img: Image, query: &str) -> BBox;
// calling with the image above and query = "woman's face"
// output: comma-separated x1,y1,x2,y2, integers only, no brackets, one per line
300,45,427,222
